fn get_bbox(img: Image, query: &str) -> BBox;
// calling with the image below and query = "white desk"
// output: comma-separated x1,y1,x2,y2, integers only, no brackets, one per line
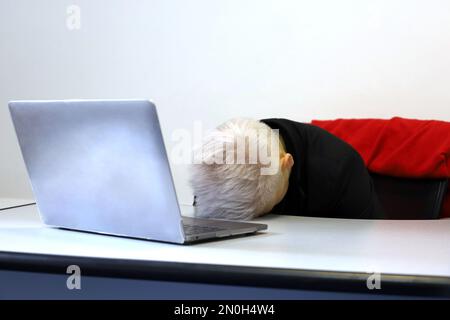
0,204,449,297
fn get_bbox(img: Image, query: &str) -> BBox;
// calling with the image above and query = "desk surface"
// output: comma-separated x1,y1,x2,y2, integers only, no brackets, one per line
0,204,449,296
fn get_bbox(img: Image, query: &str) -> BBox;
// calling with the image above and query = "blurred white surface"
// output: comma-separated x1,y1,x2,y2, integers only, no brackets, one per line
2,1,450,203
0,204,449,278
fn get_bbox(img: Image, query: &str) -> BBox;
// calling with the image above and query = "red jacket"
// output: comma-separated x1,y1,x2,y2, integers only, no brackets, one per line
311,117,450,218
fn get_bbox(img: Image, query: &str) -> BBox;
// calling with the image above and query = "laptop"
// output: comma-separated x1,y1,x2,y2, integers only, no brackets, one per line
9,99,267,244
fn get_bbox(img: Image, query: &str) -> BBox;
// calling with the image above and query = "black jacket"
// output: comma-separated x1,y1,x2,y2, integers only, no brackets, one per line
261,118,384,219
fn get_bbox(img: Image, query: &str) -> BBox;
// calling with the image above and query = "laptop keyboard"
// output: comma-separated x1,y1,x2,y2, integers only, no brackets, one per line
182,224,225,235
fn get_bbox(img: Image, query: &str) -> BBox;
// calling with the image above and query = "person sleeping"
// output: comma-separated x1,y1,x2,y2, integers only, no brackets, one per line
190,118,385,220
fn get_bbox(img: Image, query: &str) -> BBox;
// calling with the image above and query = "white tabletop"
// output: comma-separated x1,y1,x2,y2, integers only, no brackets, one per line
0,204,449,278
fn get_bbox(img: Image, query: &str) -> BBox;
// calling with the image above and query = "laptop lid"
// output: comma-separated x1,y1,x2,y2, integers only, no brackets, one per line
9,99,185,243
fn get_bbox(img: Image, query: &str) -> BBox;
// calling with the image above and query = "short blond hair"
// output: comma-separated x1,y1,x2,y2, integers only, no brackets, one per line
190,118,282,220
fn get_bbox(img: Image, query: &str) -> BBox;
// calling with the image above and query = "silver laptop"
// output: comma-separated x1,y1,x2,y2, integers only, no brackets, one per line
9,99,267,244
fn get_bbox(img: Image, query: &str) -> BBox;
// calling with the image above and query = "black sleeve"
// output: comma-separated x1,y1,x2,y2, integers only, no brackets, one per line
333,150,385,219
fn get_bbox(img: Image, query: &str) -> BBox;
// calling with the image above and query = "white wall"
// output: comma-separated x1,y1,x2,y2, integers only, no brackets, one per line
1,0,450,203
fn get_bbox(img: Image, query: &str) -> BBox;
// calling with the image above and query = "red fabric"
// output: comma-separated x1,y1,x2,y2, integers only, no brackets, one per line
311,117,450,218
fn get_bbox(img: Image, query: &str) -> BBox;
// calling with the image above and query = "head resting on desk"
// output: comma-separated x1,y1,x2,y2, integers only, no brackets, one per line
190,118,294,220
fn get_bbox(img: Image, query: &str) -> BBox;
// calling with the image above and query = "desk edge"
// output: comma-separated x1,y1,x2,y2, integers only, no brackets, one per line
0,250,449,298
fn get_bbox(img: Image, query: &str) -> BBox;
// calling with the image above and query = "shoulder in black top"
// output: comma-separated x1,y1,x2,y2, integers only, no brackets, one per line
260,118,384,219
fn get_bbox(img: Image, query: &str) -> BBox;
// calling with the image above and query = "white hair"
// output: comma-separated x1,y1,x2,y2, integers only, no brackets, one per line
190,118,283,220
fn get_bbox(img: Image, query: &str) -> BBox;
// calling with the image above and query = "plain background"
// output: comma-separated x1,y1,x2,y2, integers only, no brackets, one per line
1,0,450,204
